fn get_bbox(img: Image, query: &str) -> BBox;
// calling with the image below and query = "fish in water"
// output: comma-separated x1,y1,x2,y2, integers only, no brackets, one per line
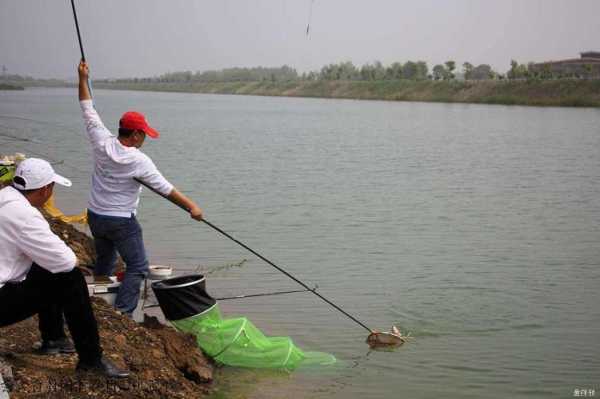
366,326,410,348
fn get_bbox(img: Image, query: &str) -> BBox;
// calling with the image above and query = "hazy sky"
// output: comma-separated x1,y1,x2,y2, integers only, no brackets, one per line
1,0,599,79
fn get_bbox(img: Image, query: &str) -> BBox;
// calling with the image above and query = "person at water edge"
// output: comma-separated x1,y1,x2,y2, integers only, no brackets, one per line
77,60,204,317
0,158,129,378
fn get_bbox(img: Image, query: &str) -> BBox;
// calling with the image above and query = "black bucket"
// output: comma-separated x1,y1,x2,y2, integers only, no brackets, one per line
151,274,216,321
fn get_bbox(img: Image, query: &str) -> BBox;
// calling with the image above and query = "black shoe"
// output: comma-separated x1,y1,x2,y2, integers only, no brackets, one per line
35,338,76,355
76,356,130,378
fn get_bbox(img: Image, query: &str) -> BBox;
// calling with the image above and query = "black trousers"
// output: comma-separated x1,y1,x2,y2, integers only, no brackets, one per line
0,264,102,363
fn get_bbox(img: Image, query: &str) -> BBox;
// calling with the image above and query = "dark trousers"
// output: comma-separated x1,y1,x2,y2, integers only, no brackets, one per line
87,209,149,316
0,264,102,364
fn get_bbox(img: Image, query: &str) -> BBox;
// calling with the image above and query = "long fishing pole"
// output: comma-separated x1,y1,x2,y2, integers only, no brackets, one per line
306,0,315,36
70,0,86,61
63,8,400,347
143,287,316,310
69,0,93,97
66,0,375,337
216,287,314,301
134,177,374,333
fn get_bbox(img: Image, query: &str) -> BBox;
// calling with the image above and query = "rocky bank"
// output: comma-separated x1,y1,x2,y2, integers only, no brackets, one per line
0,215,215,398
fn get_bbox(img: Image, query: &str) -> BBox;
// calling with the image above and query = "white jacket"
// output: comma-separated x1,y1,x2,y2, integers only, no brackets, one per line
80,100,173,217
0,186,77,288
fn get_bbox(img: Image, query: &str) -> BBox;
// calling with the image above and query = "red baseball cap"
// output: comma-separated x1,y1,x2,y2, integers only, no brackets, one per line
119,111,160,139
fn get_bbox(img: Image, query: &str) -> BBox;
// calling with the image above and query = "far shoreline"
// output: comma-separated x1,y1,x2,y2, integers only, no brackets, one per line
4,79,600,108
0,83,25,90
90,79,600,108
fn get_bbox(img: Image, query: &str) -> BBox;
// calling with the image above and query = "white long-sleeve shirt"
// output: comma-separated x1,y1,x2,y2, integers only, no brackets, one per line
0,186,77,288
80,100,173,217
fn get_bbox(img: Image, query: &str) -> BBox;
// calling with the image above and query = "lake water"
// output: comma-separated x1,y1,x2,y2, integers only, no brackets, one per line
1,88,599,398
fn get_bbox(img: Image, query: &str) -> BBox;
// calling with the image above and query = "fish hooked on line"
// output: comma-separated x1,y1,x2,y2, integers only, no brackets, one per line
366,326,412,348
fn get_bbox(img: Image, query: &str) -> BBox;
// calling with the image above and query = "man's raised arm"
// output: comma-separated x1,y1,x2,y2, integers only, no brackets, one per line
77,60,111,142
78,60,92,101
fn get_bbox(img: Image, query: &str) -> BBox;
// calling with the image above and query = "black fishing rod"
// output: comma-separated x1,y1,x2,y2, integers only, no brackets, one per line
69,0,92,96
134,177,374,333
142,286,317,310
67,0,377,337
306,0,315,36
216,287,315,301
70,0,86,62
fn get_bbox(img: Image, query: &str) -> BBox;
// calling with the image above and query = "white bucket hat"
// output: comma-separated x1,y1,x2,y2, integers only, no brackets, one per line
12,158,72,190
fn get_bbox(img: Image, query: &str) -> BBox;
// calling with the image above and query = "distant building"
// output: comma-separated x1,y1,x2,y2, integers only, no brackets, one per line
529,51,600,78
580,51,600,59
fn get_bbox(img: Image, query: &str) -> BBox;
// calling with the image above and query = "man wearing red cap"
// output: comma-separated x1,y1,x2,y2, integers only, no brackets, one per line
77,61,203,317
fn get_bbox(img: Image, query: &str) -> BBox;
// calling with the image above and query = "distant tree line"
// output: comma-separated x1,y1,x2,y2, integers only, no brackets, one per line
309,60,429,81
102,66,299,84
0,66,65,87
102,60,501,84
3,58,596,85
461,62,496,80
506,59,599,80
0,73,35,81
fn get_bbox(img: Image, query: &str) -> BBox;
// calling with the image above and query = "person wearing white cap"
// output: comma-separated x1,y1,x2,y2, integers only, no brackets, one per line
0,158,129,378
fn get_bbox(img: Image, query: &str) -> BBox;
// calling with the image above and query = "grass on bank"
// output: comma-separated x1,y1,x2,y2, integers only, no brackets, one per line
94,78,600,107
0,83,24,90
7,78,600,107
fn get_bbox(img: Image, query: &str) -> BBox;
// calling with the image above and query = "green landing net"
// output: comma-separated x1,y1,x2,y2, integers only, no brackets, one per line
152,275,335,370
173,304,335,370
0,164,15,185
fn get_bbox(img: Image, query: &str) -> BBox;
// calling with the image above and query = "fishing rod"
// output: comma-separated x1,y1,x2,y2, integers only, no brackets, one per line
216,286,316,301
70,0,86,61
143,286,317,311
66,2,396,344
69,0,93,97
134,177,374,333
306,0,315,36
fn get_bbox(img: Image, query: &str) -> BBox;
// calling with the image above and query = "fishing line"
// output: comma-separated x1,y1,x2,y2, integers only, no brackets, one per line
306,0,315,36
2,139,60,164
3,137,86,174
0,117,90,143
0,130,36,143
0,107,88,166
0,114,76,131
0,113,93,174
0,121,83,169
